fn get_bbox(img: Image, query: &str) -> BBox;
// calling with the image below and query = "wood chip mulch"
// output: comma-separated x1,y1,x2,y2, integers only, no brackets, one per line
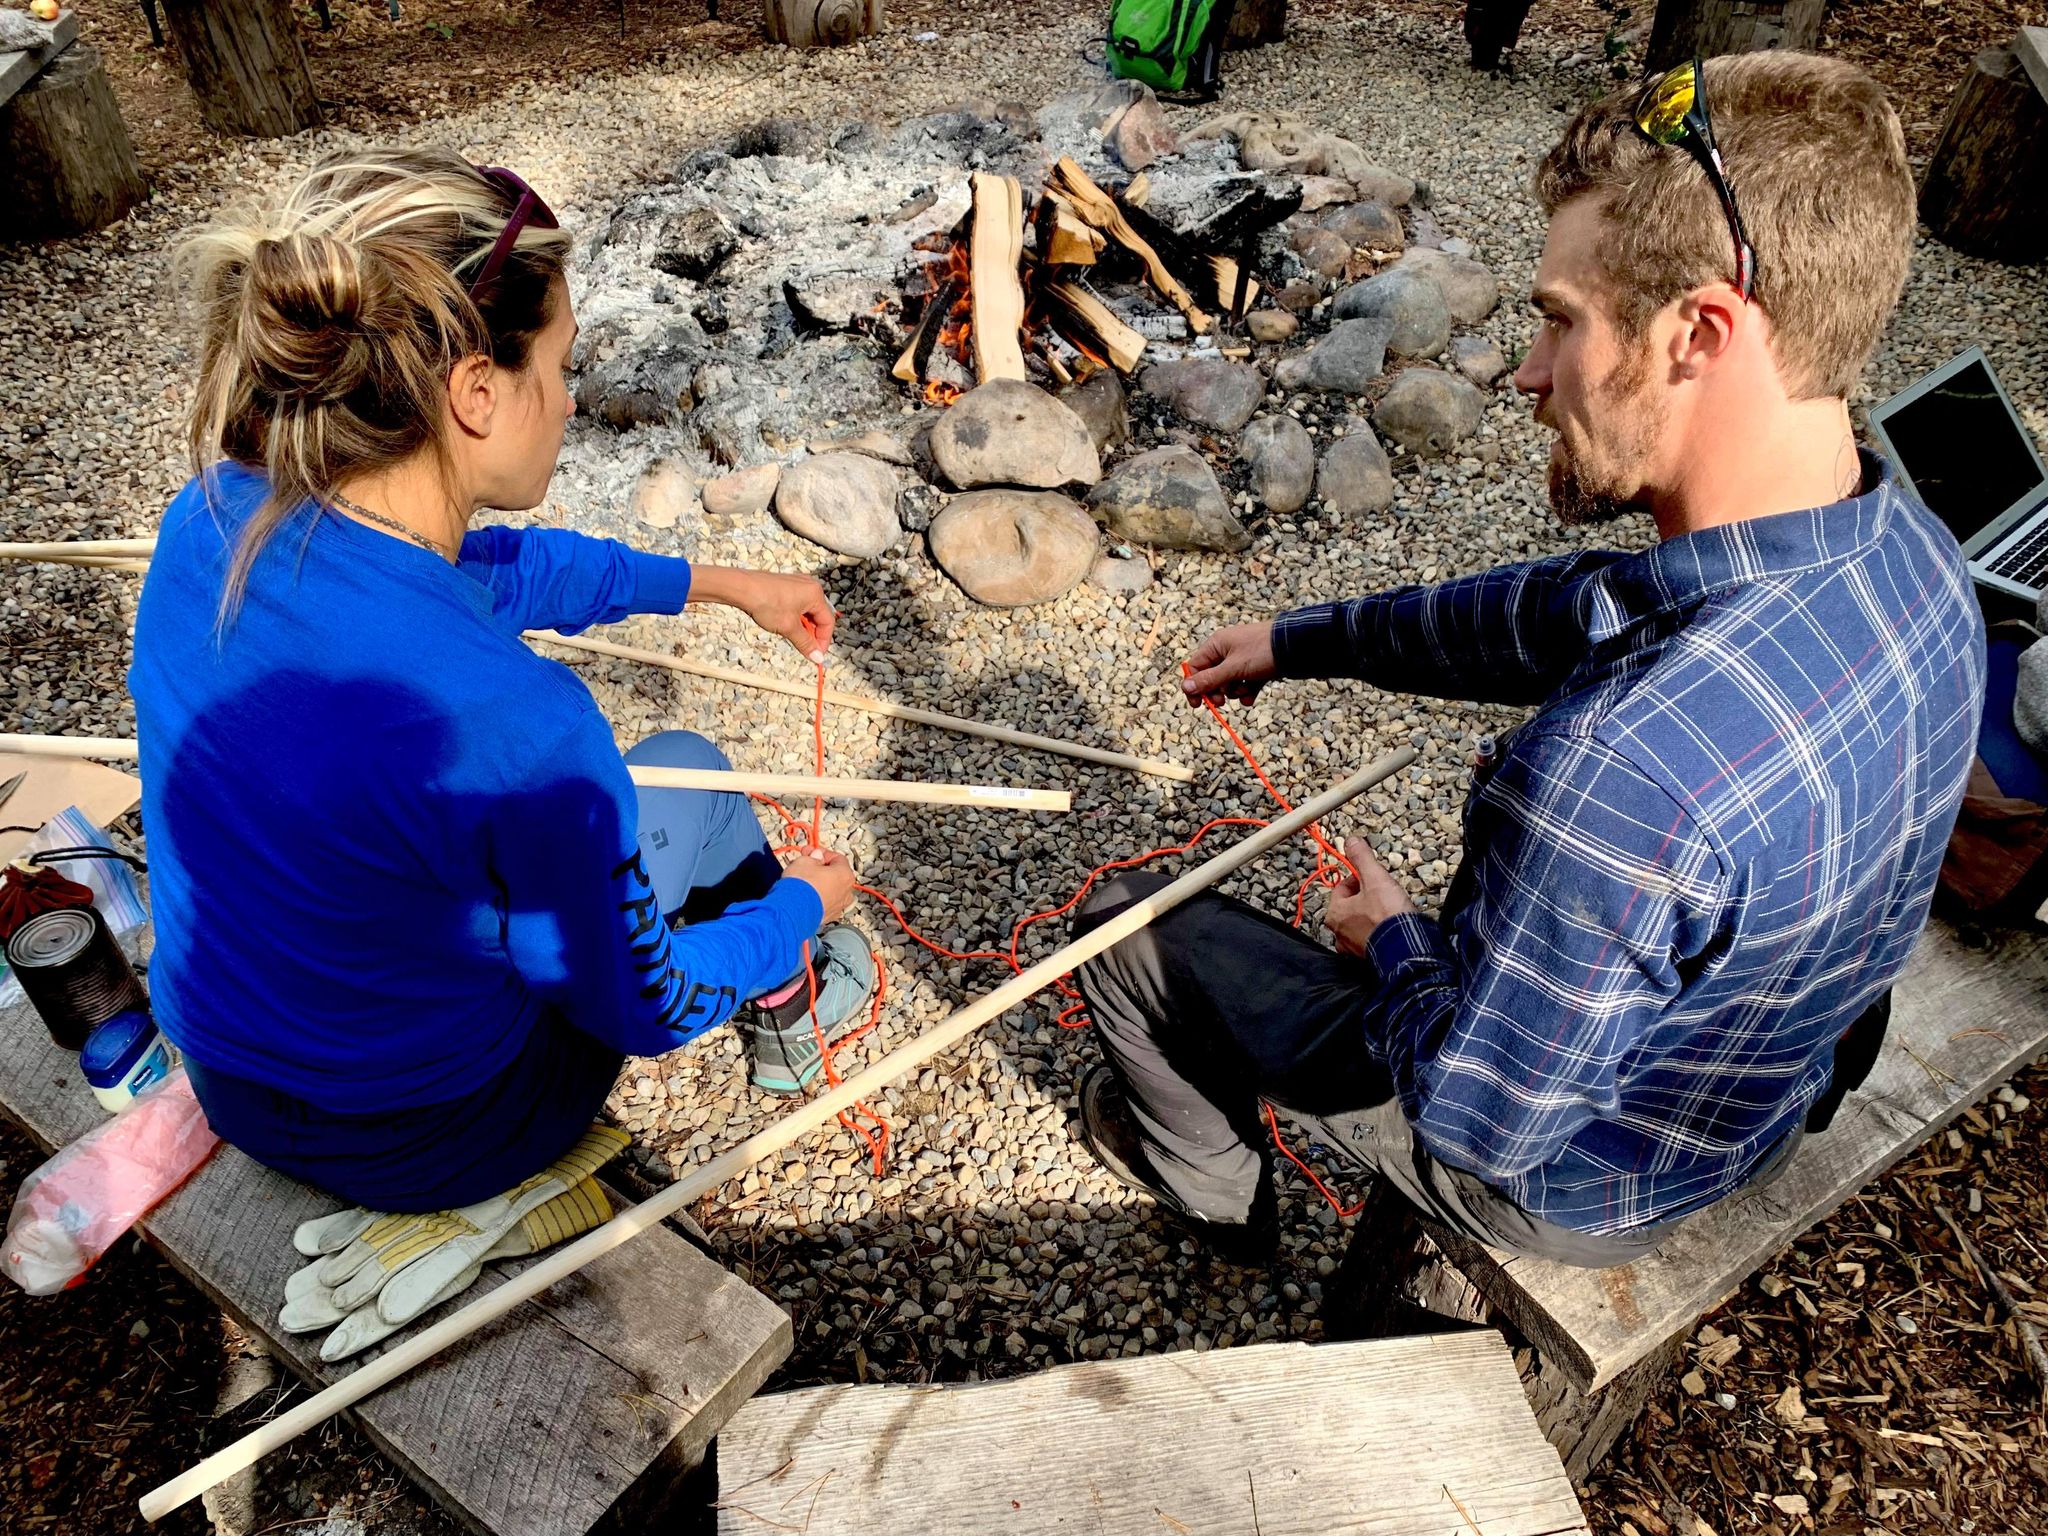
1581,1058,2048,1536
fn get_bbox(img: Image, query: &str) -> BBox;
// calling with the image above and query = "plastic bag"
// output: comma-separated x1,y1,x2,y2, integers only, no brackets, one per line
4,1070,219,1296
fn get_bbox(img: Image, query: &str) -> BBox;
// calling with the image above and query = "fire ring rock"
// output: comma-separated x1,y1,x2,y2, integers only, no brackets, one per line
929,380,1101,491
1241,416,1316,514
774,452,901,558
928,490,1100,607
1085,446,1250,552
1372,369,1486,459
1139,357,1265,433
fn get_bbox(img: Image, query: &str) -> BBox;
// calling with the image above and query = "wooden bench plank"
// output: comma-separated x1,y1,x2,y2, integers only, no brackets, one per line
714,1334,1589,1535
0,9,77,111
0,966,791,1535
1433,918,2048,1394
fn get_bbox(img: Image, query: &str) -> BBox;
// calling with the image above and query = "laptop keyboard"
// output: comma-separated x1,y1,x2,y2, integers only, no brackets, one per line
1988,518,2048,587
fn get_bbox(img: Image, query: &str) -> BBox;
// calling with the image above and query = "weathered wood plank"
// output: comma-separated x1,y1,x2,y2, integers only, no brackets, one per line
0,8,77,111
714,1334,1588,1535
1435,919,2048,1394
0,951,790,1536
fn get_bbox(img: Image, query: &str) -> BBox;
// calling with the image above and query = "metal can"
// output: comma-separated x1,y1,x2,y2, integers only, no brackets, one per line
6,907,149,1051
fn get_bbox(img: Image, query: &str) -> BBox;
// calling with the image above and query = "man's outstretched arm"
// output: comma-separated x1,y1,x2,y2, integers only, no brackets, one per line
1261,551,1625,706
1329,733,1729,1186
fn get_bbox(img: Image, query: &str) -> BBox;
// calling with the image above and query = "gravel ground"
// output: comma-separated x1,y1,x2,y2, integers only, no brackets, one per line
4,3,2047,1532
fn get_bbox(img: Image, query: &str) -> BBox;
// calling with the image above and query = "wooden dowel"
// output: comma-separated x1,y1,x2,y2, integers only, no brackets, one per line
0,734,1070,812
0,537,158,558
628,765,1070,812
137,744,1417,1522
533,631,1195,783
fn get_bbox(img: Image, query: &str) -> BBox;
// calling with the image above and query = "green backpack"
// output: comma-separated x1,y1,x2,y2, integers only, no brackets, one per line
1107,0,1234,96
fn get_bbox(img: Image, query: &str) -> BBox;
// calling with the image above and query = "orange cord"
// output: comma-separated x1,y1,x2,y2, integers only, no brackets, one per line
744,650,1368,1211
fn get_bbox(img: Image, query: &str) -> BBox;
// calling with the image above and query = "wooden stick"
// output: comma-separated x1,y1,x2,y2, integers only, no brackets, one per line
968,172,1027,384
1037,280,1147,374
532,631,1194,783
0,734,1070,812
1933,1203,2048,1404
0,537,158,558
7,552,152,571
137,745,1418,1523
1049,157,1209,335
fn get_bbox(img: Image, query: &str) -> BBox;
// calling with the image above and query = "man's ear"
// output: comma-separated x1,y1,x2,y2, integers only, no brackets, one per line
1672,283,1745,380
446,353,498,439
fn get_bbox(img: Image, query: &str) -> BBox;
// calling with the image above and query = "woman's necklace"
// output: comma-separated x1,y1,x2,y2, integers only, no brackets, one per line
331,493,452,559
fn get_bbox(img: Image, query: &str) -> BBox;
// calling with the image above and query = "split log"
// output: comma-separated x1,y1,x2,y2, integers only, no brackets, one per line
1034,194,1105,267
1187,181,1305,251
1644,0,1823,70
1115,196,1262,313
1047,157,1210,334
891,273,961,384
1037,280,1147,374
967,172,1027,383
1225,0,1287,47
1920,32,2048,265
0,43,145,240
160,0,321,137
763,0,880,46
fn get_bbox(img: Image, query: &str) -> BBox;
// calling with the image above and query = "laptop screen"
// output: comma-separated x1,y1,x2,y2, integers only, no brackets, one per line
1876,356,2047,545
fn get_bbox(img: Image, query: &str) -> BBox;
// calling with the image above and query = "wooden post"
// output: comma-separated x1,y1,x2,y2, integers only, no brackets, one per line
763,0,880,47
1645,0,1825,71
1920,32,2048,265
0,43,145,240
1224,0,1286,48
160,0,321,138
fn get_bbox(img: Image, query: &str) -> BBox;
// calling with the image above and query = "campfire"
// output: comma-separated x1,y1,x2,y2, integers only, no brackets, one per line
891,158,1298,406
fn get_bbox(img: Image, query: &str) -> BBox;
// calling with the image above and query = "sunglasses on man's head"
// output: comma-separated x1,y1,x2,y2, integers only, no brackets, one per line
1632,58,1756,302
465,165,559,300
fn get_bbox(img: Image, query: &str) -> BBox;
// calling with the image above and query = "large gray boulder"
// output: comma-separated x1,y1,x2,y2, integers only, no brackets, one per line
1139,357,1265,433
1372,369,1486,458
1240,416,1316,514
1332,268,1451,360
1086,446,1250,552
1394,247,1501,325
1316,422,1395,517
774,452,900,557
1273,318,1394,395
928,490,1099,607
929,380,1100,490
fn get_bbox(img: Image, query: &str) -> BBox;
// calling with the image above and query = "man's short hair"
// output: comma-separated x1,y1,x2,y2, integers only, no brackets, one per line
1535,51,1915,401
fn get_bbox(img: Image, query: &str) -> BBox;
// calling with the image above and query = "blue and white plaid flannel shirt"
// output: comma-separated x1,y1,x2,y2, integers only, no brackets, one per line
1272,453,1986,1234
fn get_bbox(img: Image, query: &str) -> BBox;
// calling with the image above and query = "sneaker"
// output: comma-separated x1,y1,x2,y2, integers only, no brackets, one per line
1076,1064,1278,1265
743,925,877,1095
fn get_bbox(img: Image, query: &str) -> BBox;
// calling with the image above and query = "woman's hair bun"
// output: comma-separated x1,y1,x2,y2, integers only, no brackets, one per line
239,232,376,405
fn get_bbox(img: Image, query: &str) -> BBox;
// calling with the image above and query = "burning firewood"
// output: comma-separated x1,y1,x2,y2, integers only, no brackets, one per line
1037,281,1146,374
1046,157,1211,336
968,172,1028,385
1033,194,1105,268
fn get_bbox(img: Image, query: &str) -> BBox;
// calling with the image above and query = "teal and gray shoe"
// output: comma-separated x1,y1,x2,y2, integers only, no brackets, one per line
744,924,878,1095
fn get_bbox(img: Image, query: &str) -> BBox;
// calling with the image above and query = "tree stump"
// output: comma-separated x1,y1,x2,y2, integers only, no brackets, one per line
1645,0,1825,72
1224,0,1286,49
160,0,320,138
763,0,880,47
1920,33,2048,265
0,43,146,241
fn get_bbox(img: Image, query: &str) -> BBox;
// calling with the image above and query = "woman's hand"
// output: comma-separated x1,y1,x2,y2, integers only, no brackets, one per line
780,845,858,923
689,567,837,662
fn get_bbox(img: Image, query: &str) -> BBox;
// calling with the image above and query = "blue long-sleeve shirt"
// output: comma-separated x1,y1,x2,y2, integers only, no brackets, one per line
1272,454,1985,1233
129,463,821,1114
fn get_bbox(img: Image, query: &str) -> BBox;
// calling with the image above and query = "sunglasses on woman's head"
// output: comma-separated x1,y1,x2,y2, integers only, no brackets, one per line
465,165,559,300
1633,58,1756,302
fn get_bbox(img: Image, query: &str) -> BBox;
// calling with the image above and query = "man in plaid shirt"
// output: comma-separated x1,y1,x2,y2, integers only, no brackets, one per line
1070,53,1986,1267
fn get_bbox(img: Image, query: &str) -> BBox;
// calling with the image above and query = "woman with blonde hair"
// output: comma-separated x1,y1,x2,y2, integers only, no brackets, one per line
131,149,875,1227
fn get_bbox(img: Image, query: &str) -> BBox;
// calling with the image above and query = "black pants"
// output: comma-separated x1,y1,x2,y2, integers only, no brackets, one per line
1071,872,1863,1268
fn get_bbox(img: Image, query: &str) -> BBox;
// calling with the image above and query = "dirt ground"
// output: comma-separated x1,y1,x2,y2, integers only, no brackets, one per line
7,1,2048,1533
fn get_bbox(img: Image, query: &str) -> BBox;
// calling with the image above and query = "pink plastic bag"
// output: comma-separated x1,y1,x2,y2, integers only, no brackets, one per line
5,1070,220,1296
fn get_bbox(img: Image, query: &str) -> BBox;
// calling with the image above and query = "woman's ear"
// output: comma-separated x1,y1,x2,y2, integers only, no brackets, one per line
446,353,498,439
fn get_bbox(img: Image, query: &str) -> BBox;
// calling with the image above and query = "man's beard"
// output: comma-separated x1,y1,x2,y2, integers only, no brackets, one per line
1545,344,1663,528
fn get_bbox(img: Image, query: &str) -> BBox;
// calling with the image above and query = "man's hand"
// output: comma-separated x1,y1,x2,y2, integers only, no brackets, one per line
779,846,858,922
1182,621,1278,708
690,567,837,662
1323,836,1418,957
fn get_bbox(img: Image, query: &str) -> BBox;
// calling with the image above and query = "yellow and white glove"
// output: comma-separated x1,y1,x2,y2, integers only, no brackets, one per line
279,1124,628,1361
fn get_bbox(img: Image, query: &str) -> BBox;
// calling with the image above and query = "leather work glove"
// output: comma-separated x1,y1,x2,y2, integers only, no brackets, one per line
279,1123,628,1361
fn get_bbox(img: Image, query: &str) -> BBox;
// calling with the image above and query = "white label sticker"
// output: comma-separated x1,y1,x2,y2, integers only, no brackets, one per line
967,785,1036,802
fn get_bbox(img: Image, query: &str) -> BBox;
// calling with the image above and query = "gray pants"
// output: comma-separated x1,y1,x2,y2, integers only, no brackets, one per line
1071,872,1709,1268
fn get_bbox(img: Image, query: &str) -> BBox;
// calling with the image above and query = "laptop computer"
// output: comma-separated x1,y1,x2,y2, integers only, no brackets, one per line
1867,346,2048,604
